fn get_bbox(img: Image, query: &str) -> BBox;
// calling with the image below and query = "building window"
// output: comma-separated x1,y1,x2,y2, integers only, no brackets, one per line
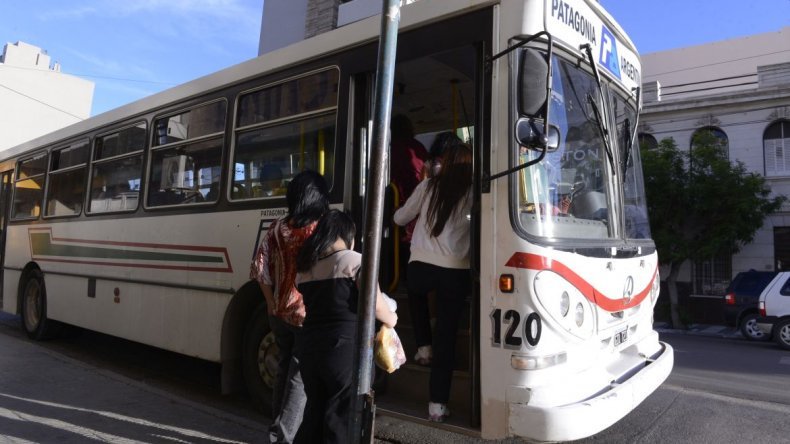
691,126,728,156
694,253,732,296
776,227,790,271
764,120,790,177
638,133,658,150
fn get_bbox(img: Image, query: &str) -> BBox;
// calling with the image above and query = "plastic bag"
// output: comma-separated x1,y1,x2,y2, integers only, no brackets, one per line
374,325,407,373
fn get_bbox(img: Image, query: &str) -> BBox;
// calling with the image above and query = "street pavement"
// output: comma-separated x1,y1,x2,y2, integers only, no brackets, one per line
0,318,756,443
0,326,268,443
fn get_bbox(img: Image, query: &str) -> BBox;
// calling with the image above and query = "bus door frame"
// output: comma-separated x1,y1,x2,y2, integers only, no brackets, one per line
0,170,13,306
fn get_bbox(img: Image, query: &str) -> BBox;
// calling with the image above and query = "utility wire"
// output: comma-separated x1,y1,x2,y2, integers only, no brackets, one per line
0,63,176,86
643,49,790,78
661,73,756,89
0,83,85,121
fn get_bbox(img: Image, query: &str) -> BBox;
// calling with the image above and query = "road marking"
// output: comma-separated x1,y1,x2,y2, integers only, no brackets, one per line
0,392,246,444
780,356,790,366
0,406,144,444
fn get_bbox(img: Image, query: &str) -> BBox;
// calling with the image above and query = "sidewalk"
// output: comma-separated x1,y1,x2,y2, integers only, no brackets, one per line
654,322,742,339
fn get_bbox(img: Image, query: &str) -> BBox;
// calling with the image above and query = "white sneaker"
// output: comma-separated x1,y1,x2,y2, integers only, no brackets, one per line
414,345,432,366
428,402,450,422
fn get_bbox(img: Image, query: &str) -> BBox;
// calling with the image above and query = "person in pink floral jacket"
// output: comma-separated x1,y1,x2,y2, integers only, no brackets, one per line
250,169,329,443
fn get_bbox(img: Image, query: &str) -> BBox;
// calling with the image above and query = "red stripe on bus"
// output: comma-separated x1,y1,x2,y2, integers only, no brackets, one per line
505,252,655,311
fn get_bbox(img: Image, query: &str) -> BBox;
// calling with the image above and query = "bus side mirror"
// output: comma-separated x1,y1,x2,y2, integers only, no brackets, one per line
519,48,549,117
515,117,560,151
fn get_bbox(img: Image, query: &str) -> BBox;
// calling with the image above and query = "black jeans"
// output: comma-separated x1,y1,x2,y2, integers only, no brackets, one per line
295,331,355,444
407,261,470,403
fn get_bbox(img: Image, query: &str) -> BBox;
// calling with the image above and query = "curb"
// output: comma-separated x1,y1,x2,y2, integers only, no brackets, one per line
654,322,742,339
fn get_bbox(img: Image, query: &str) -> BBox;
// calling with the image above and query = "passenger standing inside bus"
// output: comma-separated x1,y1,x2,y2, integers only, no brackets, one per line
250,170,329,444
425,131,463,178
409,131,465,367
393,143,473,422
294,210,397,443
390,114,428,276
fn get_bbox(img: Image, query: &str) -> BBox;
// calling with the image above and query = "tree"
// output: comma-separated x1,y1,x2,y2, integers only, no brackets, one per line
641,134,786,328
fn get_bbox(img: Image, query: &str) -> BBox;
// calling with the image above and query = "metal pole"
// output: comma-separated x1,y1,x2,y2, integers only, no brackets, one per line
352,0,401,442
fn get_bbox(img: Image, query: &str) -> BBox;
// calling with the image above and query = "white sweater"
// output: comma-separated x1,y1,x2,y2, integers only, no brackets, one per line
393,179,471,269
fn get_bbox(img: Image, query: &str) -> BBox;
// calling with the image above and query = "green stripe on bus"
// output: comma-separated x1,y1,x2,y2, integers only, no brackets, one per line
30,233,224,264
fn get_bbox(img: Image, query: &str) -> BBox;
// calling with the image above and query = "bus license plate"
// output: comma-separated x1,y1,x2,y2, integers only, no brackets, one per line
614,328,628,347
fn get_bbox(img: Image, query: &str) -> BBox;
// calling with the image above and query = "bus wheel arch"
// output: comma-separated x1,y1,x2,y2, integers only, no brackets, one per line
221,280,271,410
241,303,276,414
18,264,60,340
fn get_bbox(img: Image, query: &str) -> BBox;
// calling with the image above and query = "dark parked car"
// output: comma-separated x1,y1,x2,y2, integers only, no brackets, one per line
724,270,778,341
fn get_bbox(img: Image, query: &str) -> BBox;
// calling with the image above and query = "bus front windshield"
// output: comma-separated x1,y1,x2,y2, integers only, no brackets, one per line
517,55,614,240
611,91,652,240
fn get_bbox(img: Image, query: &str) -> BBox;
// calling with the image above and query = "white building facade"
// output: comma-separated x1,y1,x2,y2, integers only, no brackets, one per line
639,27,790,296
0,41,94,151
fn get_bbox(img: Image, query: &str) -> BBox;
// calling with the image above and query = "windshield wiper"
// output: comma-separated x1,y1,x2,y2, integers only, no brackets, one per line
622,86,641,175
581,43,615,176
586,93,615,175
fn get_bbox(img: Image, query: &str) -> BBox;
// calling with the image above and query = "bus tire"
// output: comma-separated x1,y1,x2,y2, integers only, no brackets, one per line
20,269,61,340
242,304,276,415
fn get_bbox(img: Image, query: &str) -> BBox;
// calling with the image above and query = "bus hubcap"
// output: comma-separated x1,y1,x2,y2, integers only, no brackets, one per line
257,331,279,389
24,281,41,331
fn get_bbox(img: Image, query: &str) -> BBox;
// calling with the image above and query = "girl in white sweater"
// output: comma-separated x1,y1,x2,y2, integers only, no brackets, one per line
393,142,472,422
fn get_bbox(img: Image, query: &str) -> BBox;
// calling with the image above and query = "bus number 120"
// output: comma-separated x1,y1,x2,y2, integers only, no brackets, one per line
490,308,542,348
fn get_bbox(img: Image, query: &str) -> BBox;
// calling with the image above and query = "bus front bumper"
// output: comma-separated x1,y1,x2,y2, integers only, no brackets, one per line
508,341,674,442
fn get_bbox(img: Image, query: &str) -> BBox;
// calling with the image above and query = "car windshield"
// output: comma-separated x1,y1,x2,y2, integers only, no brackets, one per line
516,55,614,240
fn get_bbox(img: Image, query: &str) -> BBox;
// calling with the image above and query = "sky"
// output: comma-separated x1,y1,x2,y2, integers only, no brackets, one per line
0,0,263,116
1,0,788,117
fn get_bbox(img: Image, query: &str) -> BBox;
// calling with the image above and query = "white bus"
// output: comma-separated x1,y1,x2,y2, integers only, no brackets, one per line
0,0,672,440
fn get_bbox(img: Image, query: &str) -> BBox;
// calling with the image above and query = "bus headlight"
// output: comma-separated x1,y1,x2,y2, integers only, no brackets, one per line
650,271,660,305
534,270,596,340
574,302,584,327
560,292,570,317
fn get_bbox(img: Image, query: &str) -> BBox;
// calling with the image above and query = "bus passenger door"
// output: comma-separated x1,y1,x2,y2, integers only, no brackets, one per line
349,72,399,291
347,40,483,429
0,171,12,306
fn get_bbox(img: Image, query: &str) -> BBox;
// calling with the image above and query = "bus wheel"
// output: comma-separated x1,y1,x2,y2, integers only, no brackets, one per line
242,305,277,414
21,269,60,340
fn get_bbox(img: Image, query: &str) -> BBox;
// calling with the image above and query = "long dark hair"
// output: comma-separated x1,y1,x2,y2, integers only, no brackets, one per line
429,131,463,160
286,170,329,228
425,143,472,237
296,209,356,272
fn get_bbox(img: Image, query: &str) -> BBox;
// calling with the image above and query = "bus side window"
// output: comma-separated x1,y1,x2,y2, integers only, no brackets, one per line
12,153,47,220
148,100,226,207
231,69,339,201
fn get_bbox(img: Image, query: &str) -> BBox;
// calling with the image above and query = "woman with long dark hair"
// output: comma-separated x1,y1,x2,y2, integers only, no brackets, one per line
393,142,473,422
294,210,397,443
249,169,329,443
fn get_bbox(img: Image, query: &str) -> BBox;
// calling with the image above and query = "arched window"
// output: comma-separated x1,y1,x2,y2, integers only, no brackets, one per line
764,120,790,177
691,126,728,155
638,133,658,150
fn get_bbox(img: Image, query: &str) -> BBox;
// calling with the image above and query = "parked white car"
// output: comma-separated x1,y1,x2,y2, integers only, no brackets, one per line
756,272,790,350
